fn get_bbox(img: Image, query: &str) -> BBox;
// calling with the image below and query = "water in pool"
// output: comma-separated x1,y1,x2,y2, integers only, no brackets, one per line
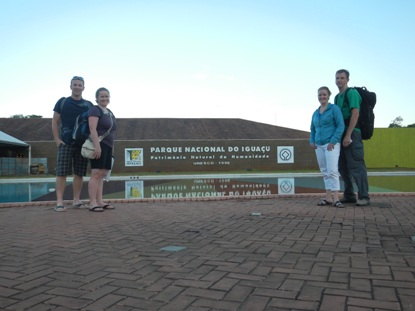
1,173,414,203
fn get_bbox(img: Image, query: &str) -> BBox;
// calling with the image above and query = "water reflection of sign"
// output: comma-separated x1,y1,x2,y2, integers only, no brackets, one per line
125,148,144,167
277,146,294,164
278,178,295,194
149,179,278,198
125,181,144,198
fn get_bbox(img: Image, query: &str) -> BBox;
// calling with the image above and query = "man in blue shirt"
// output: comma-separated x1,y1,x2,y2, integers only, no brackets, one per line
51,76,93,212
335,69,370,206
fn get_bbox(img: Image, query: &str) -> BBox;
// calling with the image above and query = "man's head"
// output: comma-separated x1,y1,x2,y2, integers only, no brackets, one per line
335,69,349,92
70,76,85,99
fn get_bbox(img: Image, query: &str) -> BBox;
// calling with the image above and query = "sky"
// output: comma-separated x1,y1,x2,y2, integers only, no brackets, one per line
1,0,414,132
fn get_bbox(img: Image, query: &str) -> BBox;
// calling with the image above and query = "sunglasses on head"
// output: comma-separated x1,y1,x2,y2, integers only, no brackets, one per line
71,76,84,82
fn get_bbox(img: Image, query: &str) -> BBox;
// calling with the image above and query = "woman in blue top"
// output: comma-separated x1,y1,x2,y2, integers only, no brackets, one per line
310,86,345,207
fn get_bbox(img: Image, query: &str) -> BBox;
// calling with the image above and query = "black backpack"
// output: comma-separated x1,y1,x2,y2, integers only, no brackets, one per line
335,87,376,140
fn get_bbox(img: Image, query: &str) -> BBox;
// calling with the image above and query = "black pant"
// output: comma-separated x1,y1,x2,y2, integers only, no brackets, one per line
339,130,370,200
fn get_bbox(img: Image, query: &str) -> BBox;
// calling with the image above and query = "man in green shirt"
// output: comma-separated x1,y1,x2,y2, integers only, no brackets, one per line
335,69,370,206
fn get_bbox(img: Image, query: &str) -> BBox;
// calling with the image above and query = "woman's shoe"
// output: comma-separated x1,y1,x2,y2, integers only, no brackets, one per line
317,199,332,206
89,206,104,212
333,201,344,208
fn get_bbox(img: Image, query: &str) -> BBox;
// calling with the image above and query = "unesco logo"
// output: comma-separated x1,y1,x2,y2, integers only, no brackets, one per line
278,178,295,195
279,148,292,162
279,179,293,193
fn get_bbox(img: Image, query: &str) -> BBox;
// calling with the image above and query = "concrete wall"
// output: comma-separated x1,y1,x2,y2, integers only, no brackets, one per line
364,128,415,169
4,128,413,176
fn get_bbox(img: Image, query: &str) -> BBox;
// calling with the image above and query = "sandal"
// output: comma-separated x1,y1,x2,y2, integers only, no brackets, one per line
102,204,115,210
55,205,66,212
89,206,104,212
333,201,344,208
317,199,332,206
72,201,86,209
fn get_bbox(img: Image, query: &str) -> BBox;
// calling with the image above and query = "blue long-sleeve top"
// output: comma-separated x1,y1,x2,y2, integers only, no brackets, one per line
310,103,345,145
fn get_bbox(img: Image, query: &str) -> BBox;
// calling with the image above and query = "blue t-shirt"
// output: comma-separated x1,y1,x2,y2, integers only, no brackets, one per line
53,97,93,144
88,106,117,148
310,103,345,146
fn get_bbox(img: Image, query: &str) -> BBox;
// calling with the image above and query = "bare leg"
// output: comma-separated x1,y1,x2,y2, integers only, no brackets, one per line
96,172,105,206
332,190,340,202
73,174,84,204
56,176,67,206
88,169,100,207
325,190,333,203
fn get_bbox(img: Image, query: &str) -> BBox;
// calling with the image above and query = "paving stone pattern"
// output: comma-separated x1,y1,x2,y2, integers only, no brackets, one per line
1,196,415,310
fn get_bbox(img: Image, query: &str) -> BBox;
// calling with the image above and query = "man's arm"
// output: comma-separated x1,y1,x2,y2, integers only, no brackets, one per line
342,108,359,147
52,112,64,146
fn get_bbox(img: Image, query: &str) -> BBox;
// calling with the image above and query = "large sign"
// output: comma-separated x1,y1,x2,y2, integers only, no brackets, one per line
122,140,306,172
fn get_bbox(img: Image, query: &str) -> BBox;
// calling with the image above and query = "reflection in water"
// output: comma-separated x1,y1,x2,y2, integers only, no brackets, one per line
0,175,414,203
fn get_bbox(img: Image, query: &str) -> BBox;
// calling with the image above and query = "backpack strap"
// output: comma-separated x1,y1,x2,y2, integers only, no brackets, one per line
59,97,67,113
343,87,351,108
335,88,353,127
334,88,351,106
95,106,114,141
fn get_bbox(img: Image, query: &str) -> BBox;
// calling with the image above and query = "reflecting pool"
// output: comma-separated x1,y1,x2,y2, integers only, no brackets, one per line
1,172,414,203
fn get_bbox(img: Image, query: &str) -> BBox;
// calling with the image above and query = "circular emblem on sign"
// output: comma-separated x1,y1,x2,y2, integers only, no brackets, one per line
279,180,293,193
279,148,292,161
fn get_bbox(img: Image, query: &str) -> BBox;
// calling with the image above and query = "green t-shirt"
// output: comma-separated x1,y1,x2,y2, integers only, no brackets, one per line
335,88,362,132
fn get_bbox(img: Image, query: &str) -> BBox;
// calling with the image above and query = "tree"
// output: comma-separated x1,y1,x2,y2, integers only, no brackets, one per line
407,123,415,128
388,116,403,128
9,114,43,119
26,115,43,118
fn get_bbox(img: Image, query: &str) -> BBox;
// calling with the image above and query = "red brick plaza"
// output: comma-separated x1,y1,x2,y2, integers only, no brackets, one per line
1,194,415,310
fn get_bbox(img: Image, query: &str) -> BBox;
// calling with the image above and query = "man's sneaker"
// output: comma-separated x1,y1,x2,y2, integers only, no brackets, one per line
340,197,357,204
356,199,370,206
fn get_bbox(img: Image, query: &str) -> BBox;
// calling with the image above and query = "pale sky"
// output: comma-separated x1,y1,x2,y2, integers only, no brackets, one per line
1,0,414,132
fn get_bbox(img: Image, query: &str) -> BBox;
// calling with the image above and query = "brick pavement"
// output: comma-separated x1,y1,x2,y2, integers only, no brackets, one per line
1,195,415,311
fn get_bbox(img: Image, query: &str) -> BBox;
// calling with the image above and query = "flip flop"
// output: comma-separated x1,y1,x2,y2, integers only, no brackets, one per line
333,201,344,208
102,204,115,210
89,206,104,212
317,199,332,206
55,205,66,212
72,201,85,209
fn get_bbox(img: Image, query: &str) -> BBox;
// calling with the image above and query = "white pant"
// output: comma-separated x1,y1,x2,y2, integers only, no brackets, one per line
315,143,341,191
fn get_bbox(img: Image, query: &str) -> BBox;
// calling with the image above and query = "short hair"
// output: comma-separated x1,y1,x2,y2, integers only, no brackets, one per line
71,76,84,84
318,86,331,96
336,69,350,79
95,87,110,99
